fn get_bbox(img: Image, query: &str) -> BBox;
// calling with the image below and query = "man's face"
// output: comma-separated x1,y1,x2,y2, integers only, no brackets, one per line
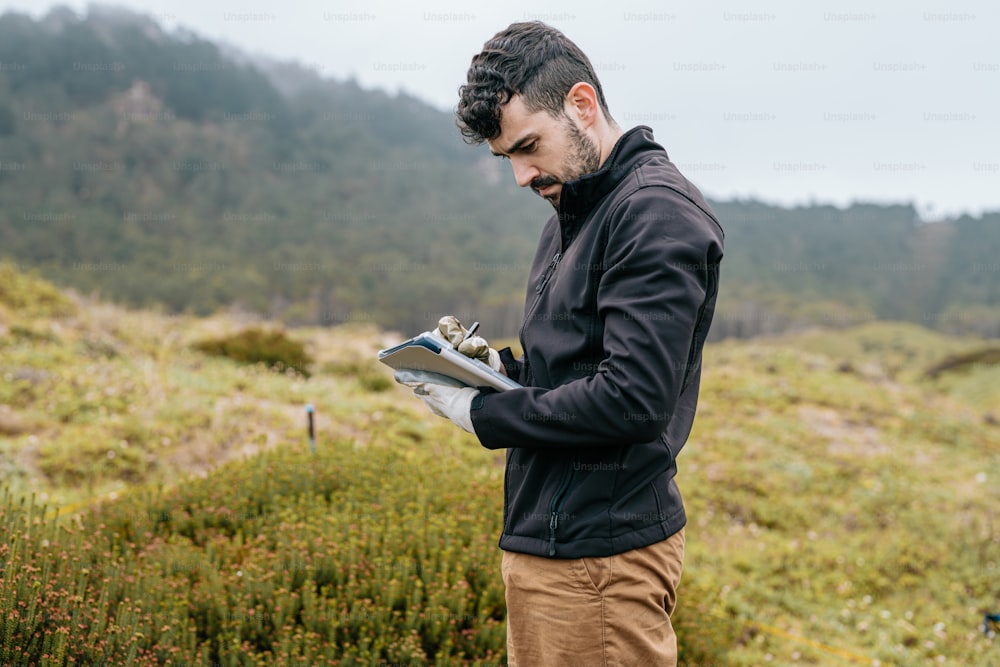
487,95,601,209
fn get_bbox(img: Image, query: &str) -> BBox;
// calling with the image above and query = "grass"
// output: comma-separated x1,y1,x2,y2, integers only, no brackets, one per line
681,338,999,665
1,267,998,665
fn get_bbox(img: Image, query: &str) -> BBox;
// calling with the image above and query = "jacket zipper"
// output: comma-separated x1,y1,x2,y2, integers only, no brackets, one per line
535,252,562,295
519,251,562,348
520,249,570,556
547,465,576,556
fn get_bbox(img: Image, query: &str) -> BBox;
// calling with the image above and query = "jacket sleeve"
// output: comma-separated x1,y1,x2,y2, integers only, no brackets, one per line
470,187,720,450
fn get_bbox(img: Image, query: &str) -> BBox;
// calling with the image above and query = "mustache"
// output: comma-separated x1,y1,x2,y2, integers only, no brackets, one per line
531,176,560,192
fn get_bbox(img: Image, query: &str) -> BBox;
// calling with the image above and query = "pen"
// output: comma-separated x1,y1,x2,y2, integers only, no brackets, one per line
462,321,480,343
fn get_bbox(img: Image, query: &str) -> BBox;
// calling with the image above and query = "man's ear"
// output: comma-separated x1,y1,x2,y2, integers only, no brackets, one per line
565,82,600,129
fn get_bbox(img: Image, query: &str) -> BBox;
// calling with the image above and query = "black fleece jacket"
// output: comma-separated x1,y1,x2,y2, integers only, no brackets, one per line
470,126,724,558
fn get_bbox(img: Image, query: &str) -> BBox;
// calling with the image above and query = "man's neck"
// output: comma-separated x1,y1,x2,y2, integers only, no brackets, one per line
597,123,625,168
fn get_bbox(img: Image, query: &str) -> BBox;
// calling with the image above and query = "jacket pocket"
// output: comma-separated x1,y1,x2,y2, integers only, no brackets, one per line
547,464,577,556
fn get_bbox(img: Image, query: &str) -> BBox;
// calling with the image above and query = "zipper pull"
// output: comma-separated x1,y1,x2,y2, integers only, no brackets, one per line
548,513,559,557
535,252,562,294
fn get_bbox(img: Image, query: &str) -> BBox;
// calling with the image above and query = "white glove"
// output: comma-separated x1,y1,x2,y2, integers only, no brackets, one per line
436,315,503,372
396,372,478,434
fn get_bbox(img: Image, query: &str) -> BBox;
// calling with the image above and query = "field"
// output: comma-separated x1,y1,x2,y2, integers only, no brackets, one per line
2,265,999,665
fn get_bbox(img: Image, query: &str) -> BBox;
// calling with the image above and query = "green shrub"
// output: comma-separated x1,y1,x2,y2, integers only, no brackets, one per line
0,435,732,666
1,432,509,665
194,327,313,377
0,263,76,318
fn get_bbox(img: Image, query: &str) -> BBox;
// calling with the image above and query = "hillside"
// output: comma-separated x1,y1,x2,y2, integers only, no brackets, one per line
2,266,999,664
1,6,999,341
0,5,550,338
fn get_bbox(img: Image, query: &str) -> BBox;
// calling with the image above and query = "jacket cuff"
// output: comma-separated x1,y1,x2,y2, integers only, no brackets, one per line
470,390,503,449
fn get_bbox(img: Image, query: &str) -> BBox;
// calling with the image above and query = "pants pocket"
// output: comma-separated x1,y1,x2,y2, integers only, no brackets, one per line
580,555,612,594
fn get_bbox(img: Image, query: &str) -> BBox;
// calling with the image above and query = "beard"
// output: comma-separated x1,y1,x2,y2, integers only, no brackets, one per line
562,119,602,182
531,117,602,208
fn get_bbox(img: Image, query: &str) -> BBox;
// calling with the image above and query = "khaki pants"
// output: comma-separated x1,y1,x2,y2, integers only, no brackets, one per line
501,528,685,667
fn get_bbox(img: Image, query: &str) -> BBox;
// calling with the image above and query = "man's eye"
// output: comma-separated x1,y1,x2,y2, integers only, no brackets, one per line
522,142,537,153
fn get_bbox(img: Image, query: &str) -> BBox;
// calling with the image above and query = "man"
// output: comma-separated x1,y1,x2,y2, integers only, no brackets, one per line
401,21,724,666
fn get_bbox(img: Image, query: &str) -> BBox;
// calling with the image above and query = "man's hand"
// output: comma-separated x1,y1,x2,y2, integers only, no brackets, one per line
396,371,478,433
437,315,503,373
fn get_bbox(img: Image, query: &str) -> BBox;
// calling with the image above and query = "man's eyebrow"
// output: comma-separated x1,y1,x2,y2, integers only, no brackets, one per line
490,134,536,157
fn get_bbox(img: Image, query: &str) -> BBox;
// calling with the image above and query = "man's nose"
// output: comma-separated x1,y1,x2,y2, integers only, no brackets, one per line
511,158,540,188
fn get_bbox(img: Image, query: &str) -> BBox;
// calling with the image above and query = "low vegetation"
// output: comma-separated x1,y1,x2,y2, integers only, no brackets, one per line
1,268,998,665
193,327,314,378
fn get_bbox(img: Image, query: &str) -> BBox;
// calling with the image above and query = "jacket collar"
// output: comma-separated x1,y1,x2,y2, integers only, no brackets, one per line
556,125,664,240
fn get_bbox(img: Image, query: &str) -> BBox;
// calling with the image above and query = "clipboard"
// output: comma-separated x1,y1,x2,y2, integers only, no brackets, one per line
378,331,522,392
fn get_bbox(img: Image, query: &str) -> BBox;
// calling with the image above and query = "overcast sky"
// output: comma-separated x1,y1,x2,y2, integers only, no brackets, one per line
2,0,997,218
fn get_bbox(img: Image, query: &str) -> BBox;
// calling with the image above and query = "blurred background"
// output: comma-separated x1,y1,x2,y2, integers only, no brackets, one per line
0,2,998,666
0,0,997,338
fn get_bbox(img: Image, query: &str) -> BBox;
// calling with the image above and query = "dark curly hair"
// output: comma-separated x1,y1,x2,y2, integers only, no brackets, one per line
456,21,613,145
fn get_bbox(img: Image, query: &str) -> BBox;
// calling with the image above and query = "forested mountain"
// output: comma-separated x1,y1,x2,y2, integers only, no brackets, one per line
711,202,1000,338
1,6,997,339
